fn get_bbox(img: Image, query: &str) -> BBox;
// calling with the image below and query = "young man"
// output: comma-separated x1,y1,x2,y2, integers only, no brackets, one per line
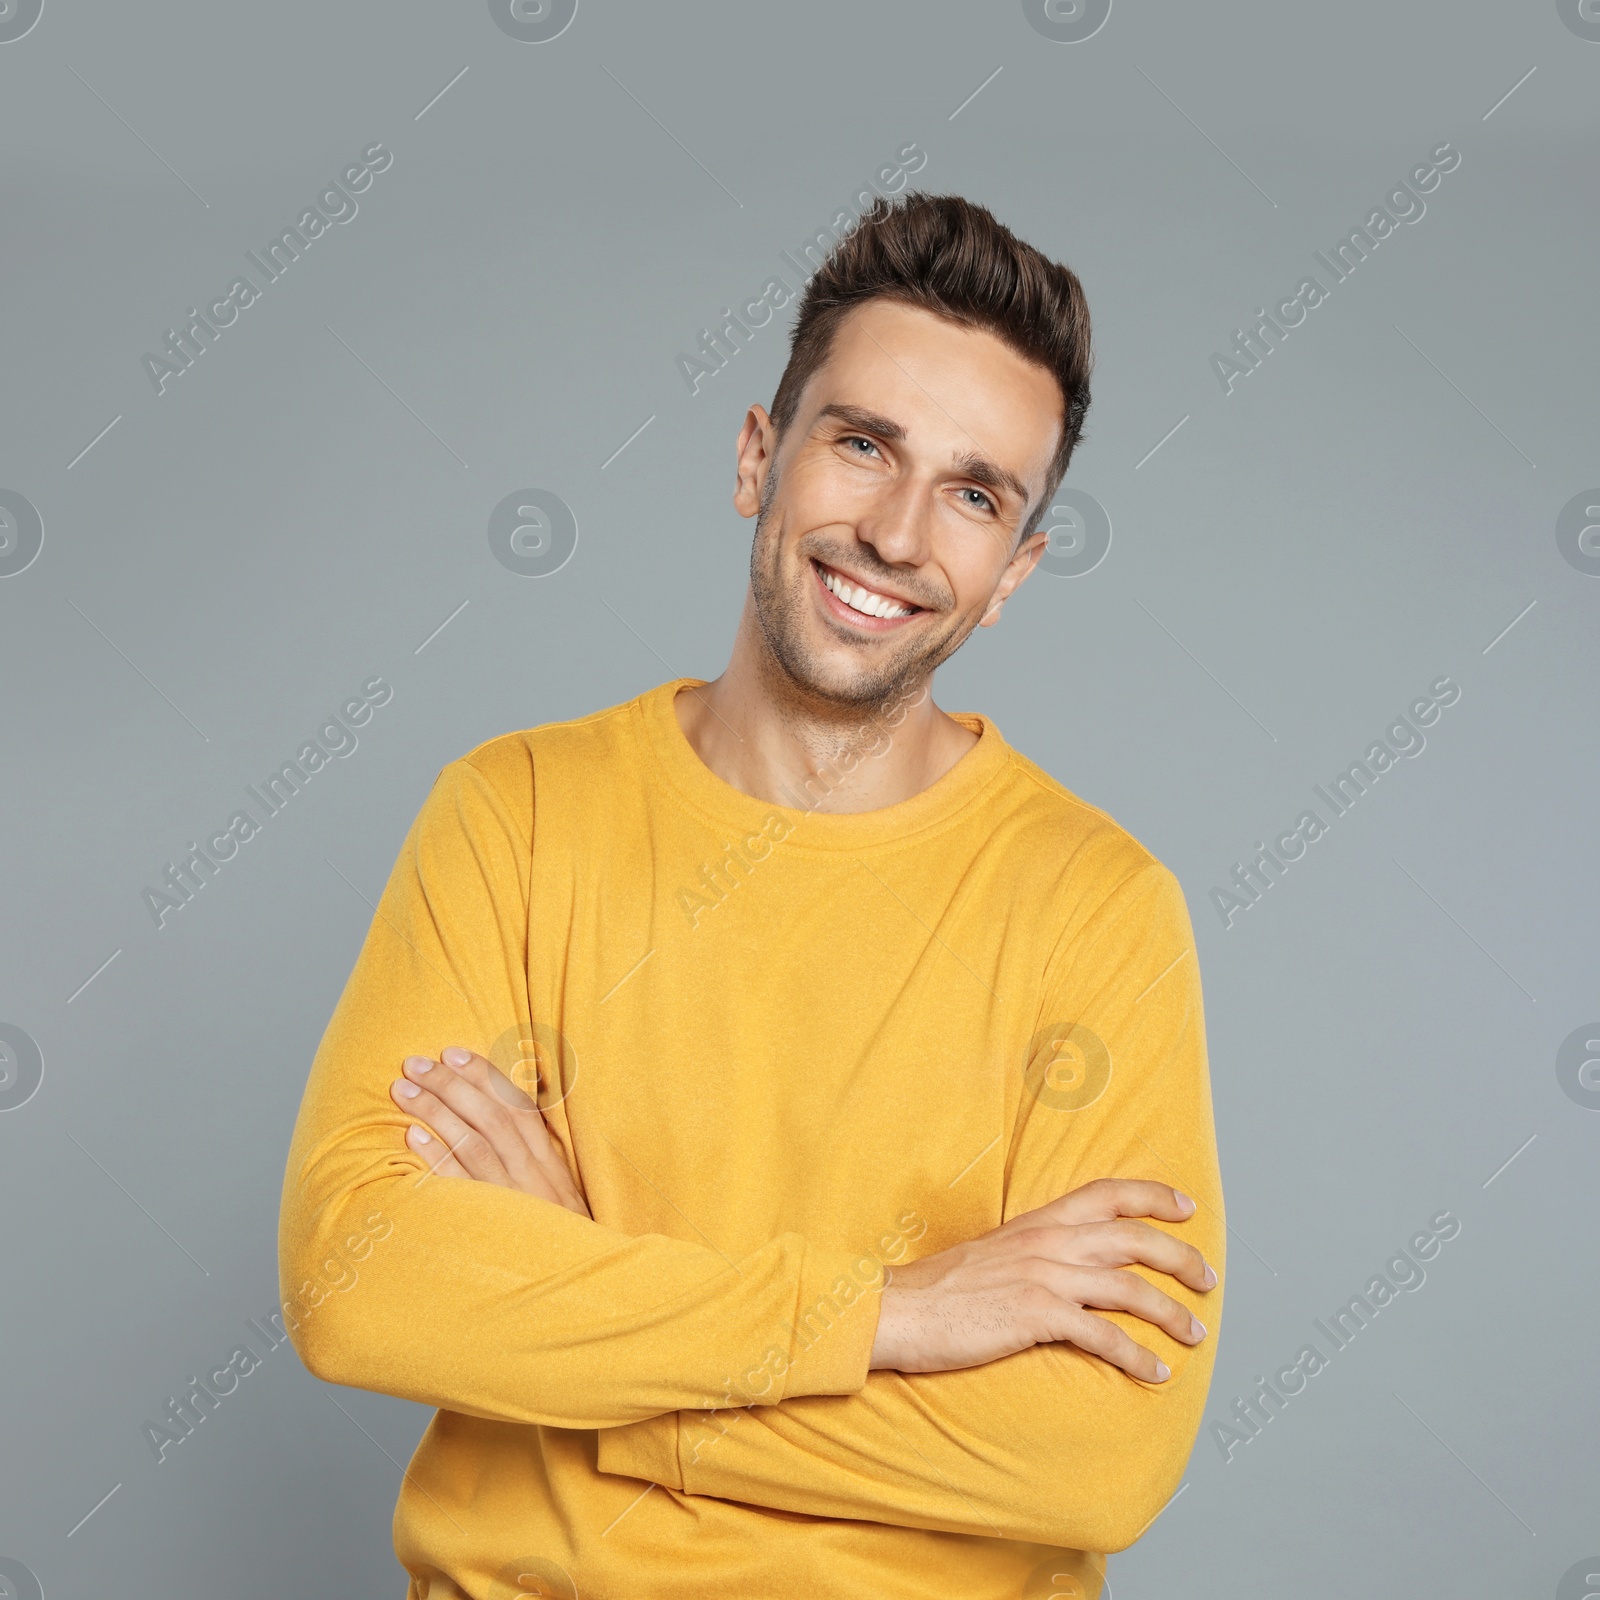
280,193,1223,1600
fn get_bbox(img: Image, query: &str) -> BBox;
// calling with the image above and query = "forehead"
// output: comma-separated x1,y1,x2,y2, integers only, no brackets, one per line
799,298,1063,485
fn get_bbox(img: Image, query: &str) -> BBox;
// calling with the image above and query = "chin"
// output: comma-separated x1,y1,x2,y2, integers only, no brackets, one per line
772,629,938,713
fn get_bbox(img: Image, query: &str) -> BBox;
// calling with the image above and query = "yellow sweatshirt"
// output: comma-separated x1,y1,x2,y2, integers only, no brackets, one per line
279,677,1224,1600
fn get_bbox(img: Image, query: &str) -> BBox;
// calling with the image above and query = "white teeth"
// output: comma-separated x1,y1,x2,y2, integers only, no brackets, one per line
820,566,914,619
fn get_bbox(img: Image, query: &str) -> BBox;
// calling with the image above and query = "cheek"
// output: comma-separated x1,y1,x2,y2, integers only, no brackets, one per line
792,456,872,517
940,536,1011,613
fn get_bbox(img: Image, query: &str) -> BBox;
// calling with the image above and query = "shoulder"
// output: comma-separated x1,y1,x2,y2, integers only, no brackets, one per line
989,743,1195,956
456,692,642,786
420,691,645,824
997,744,1166,883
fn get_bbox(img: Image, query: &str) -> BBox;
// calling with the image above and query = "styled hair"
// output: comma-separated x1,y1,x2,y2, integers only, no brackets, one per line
769,192,1093,537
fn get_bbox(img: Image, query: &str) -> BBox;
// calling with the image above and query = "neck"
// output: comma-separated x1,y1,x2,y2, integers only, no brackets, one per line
672,593,979,814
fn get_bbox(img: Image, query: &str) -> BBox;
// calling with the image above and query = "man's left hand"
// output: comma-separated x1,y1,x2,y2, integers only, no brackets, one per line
390,1047,590,1218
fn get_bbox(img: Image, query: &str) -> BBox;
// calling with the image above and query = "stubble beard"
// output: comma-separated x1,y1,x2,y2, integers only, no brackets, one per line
747,463,978,714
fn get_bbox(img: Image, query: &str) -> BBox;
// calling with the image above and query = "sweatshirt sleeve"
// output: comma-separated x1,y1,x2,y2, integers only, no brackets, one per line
593,860,1225,1554
277,749,877,1428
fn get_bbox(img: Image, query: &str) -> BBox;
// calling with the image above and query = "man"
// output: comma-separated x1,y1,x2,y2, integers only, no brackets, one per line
280,192,1223,1600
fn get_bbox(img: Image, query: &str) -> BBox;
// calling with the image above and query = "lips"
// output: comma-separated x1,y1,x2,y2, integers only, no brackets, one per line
812,560,923,631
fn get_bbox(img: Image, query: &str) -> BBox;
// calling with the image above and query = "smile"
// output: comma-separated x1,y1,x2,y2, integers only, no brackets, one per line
812,560,923,627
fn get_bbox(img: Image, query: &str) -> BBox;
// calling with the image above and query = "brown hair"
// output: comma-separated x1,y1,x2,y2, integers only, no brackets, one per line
769,192,1093,537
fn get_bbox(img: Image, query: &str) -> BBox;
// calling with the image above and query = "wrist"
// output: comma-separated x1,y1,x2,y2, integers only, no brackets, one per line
869,1281,903,1371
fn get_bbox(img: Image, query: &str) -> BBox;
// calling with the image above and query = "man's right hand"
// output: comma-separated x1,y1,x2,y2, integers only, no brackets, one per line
869,1179,1216,1383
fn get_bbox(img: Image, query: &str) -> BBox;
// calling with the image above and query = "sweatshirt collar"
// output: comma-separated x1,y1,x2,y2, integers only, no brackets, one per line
638,677,1013,853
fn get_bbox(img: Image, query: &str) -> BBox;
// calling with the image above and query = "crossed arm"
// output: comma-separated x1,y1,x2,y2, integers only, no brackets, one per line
390,1047,1213,1386
279,755,1224,1554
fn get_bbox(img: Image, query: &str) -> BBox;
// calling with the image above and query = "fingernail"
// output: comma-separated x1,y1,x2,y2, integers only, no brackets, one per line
393,1080,420,1100
1202,1264,1218,1289
406,1125,432,1145
1154,1361,1171,1382
442,1047,472,1068
1174,1191,1196,1216
1190,1317,1206,1341
404,1056,433,1074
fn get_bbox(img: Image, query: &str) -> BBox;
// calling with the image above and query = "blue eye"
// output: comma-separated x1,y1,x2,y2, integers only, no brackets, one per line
961,487,996,513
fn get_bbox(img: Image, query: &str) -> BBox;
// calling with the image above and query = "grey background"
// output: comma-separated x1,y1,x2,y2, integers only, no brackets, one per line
1,1,1596,1595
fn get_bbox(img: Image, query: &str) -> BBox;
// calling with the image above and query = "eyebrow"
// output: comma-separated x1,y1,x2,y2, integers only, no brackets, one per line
816,403,1031,509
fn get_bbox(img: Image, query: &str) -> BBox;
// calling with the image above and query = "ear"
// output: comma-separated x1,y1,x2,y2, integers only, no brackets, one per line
978,529,1049,627
734,405,778,518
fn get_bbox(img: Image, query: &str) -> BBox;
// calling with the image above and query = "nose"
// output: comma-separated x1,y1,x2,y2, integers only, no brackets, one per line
855,470,931,572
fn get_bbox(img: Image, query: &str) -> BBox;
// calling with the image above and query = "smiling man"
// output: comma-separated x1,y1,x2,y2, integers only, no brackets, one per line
280,193,1224,1600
